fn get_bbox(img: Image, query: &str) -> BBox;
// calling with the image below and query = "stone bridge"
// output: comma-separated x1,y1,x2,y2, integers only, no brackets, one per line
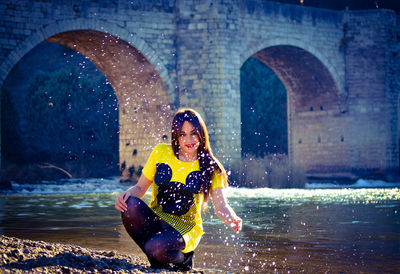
1,0,399,182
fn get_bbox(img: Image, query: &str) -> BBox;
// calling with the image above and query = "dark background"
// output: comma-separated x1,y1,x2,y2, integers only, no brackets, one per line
269,0,400,14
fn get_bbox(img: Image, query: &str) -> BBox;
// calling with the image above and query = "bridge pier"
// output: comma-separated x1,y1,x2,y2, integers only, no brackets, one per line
176,2,242,164
342,10,400,179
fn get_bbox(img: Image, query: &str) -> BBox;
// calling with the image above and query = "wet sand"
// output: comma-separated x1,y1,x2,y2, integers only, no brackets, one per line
0,235,202,273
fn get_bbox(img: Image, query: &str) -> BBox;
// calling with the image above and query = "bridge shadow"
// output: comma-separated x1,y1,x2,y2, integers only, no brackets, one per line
2,252,152,272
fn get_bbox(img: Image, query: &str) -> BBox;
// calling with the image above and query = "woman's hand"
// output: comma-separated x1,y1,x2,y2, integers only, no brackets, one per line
230,216,243,234
115,190,131,212
211,187,243,234
115,175,152,212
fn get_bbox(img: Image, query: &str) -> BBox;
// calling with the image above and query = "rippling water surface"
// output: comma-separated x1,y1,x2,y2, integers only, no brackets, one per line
0,179,399,273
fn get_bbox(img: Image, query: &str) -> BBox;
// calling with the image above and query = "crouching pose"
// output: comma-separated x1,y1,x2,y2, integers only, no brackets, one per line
115,108,242,271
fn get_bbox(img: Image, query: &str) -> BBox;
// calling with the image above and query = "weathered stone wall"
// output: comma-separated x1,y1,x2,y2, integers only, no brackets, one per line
0,0,399,183
343,10,399,178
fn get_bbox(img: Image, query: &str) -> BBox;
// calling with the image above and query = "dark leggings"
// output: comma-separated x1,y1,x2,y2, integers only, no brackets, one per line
121,196,186,266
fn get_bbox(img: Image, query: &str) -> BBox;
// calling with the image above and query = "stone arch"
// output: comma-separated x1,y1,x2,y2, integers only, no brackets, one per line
242,44,348,175
0,18,176,104
252,45,341,113
241,39,345,104
1,19,176,181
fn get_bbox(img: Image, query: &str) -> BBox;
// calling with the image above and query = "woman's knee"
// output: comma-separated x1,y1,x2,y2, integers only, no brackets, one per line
126,196,145,208
122,196,146,217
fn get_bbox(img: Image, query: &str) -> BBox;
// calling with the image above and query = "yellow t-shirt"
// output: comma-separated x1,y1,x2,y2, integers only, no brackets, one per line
142,143,224,253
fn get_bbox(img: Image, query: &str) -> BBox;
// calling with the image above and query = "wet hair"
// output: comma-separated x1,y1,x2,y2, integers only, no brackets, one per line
171,108,227,209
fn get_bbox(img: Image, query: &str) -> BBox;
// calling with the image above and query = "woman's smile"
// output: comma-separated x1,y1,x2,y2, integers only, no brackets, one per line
185,143,197,149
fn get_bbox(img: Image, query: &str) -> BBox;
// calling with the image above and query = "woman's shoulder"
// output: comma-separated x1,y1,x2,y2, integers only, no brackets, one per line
153,143,173,153
151,143,175,162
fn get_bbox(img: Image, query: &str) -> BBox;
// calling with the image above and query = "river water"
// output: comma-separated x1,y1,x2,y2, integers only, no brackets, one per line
1,178,399,273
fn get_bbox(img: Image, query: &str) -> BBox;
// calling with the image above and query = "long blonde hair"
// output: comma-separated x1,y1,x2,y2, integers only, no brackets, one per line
171,108,227,208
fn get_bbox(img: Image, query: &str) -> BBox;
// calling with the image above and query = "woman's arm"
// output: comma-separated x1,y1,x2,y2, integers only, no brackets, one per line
115,174,152,212
211,187,242,233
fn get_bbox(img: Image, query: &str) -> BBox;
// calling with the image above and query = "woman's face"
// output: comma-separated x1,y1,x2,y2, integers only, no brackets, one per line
178,121,200,156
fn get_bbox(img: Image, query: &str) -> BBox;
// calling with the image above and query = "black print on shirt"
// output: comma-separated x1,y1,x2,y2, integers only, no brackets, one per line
154,163,202,216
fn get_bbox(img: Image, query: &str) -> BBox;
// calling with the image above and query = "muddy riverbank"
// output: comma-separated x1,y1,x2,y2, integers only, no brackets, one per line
0,235,201,273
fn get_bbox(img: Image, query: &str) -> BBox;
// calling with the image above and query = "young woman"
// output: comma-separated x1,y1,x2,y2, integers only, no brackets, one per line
115,108,242,271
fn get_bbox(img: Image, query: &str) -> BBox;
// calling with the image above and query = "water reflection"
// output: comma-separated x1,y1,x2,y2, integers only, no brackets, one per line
0,187,399,273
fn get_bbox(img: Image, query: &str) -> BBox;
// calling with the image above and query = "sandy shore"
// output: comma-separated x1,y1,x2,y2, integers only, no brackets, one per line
0,235,202,273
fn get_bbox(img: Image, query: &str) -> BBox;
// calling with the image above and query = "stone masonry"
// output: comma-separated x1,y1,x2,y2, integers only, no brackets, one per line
0,0,399,183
